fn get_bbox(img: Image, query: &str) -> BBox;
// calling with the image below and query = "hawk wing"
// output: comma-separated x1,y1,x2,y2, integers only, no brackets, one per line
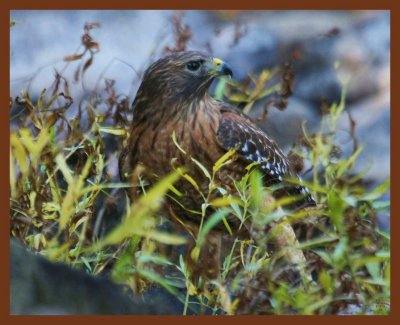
216,104,315,207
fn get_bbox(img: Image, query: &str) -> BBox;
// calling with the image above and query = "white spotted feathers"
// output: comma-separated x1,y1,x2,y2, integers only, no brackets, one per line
216,110,316,207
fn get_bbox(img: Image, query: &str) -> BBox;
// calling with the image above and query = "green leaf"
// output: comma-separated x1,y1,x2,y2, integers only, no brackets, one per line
197,209,230,247
363,178,390,201
98,126,127,136
214,78,227,100
333,236,348,262
299,236,338,250
191,157,211,180
372,200,390,211
10,134,28,175
313,249,333,265
55,154,74,185
213,149,237,174
81,256,92,273
172,130,187,154
59,155,93,230
327,190,346,231
352,255,390,270
136,252,173,266
249,169,263,209
144,230,187,245
137,269,181,297
366,262,382,280
336,146,363,177
89,171,182,250
319,269,333,294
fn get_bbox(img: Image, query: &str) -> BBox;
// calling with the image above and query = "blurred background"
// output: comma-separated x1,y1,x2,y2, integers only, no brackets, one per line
10,10,390,229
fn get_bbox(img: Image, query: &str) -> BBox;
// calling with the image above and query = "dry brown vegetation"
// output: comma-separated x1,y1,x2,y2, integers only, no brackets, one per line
10,19,390,315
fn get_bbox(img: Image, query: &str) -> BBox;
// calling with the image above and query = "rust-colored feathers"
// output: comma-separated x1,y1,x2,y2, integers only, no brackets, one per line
119,51,314,230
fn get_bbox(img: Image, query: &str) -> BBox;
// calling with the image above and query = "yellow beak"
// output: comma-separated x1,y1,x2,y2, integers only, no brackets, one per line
208,57,233,77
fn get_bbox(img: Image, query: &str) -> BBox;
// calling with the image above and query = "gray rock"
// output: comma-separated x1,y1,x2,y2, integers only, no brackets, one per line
337,89,390,184
249,97,320,149
10,239,180,315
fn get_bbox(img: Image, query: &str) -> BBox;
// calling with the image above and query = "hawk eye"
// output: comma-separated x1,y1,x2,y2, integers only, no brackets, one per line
186,61,201,71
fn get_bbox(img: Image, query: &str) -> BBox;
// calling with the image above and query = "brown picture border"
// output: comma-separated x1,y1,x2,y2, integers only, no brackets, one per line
2,0,397,324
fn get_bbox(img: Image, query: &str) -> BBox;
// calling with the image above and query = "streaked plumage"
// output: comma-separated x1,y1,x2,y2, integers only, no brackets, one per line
119,51,315,231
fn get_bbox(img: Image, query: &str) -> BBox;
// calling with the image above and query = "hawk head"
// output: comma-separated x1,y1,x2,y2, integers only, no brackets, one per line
139,51,233,102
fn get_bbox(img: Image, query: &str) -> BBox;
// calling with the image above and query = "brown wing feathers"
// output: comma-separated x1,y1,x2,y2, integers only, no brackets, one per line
216,110,315,207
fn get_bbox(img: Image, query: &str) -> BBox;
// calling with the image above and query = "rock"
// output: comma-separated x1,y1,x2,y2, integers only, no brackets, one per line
334,12,390,103
10,239,180,315
206,23,279,80
336,89,390,185
249,97,321,149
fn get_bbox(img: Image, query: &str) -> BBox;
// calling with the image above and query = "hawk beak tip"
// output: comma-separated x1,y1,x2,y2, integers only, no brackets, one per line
212,58,233,78
219,62,233,78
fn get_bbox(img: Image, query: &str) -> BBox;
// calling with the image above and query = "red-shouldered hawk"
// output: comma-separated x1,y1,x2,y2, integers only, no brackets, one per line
119,51,315,277
119,52,315,278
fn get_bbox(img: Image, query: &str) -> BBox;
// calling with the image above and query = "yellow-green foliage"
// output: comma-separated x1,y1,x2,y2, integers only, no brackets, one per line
10,46,389,315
